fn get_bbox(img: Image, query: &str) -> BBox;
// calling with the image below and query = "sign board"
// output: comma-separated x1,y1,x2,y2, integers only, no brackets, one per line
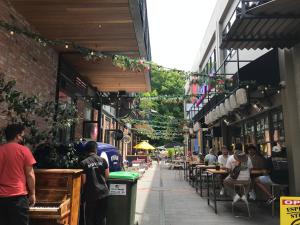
109,184,127,196
280,196,300,225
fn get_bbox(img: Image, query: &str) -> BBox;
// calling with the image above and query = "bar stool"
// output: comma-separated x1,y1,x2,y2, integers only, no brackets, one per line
271,183,289,216
174,164,184,180
232,183,251,217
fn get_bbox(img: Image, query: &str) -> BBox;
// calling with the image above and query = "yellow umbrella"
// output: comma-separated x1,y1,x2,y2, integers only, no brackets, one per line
133,141,155,150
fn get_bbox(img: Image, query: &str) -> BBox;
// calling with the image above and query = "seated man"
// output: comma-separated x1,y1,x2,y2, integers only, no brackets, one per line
224,150,253,203
218,146,229,195
255,147,288,204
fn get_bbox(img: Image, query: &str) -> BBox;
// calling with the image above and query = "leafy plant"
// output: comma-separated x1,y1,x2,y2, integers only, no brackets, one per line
167,148,175,159
0,73,80,168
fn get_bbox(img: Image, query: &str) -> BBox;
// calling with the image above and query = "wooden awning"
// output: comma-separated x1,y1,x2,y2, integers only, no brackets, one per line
221,0,300,49
10,0,151,92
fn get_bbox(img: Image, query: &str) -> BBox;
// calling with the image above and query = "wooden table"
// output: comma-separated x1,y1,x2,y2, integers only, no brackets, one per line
205,168,270,214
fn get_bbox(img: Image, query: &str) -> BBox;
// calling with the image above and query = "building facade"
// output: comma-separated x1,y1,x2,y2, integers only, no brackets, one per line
185,0,300,195
0,0,151,157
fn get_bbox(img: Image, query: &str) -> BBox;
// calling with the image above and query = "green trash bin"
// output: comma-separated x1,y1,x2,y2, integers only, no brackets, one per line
107,171,140,225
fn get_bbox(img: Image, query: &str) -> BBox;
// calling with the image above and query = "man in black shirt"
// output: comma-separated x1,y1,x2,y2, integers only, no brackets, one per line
80,141,110,225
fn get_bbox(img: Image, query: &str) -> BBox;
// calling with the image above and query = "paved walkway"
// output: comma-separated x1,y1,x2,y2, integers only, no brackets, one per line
136,162,279,225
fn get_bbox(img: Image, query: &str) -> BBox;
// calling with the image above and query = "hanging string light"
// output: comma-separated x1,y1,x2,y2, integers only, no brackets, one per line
0,20,228,84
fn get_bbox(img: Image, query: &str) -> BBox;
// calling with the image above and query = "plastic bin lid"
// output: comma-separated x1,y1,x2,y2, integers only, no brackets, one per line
109,171,139,181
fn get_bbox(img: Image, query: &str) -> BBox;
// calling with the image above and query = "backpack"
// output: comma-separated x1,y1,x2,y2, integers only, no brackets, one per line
90,167,109,199
83,165,109,202
230,165,241,179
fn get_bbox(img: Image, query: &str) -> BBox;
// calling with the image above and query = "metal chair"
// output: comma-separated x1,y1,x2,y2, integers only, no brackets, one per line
174,164,184,180
271,183,289,216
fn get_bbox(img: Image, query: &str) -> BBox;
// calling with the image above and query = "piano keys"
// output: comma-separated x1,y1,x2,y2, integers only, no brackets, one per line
29,169,83,225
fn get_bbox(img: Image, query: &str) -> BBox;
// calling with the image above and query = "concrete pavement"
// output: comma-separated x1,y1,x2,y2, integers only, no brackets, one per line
135,162,279,225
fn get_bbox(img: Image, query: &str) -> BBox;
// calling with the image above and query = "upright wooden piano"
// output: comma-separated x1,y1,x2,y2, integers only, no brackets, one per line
29,169,83,225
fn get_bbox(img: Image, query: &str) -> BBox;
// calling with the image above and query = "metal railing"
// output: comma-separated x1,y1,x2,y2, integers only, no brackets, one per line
223,0,272,38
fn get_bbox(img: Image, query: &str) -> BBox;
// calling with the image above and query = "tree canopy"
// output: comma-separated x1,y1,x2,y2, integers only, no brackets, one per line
134,69,186,146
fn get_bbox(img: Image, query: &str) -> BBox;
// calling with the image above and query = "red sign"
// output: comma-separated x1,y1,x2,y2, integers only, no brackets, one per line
282,200,300,205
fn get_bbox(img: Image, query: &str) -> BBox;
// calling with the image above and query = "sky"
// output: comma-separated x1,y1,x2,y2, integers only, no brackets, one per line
146,0,218,71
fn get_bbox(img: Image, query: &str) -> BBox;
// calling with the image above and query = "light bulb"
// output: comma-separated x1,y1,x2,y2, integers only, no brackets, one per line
90,51,95,56
65,44,69,49
9,30,14,35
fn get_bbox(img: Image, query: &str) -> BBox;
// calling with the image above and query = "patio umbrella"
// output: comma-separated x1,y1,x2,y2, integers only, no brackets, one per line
133,141,155,150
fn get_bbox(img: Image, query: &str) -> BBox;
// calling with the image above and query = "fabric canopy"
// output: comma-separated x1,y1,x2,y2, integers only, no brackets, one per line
133,141,155,150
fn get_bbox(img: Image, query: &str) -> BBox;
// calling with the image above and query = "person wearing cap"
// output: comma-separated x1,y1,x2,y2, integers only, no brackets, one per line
224,149,253,204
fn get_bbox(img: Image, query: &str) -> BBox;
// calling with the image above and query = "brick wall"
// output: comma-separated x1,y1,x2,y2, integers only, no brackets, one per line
0,0,58,128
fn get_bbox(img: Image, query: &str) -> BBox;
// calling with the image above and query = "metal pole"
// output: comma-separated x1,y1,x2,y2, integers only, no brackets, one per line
116,96,120,149
97,92,102,142
237,49,240,87
53,54,62,142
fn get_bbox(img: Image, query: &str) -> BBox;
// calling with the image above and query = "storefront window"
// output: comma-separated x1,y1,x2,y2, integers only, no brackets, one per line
273,111,285,142
237,108,285,156
256,116,271,155
244,121,256,144
57,91,73,143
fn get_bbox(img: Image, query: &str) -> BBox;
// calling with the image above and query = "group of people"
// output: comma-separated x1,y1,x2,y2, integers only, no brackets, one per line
203,143,288,204
0,124,110,225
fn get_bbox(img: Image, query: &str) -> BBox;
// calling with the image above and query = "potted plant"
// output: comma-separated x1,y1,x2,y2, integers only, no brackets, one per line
204,159,209,166
214,162,221,170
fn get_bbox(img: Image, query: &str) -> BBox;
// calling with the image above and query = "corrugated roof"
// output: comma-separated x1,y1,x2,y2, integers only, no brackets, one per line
221,0,300,49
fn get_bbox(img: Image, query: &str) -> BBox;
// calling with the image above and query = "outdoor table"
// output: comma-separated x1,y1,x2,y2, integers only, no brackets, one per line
195,165,216,196
206,168,271,214
189,162,204,186
187,162,202,185
206,169,231,214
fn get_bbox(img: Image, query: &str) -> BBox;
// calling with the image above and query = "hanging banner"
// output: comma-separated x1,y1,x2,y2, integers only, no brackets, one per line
280,196,300,225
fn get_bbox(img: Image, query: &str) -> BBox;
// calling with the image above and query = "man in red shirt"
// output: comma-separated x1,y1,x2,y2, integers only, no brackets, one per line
0,124,36,225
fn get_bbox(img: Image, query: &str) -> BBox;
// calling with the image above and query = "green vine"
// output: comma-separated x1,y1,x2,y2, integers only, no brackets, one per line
0,74,80,168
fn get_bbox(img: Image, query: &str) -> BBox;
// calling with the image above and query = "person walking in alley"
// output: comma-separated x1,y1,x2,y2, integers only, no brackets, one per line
224,149,253,204
0,124,36,225
80,141,110,225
